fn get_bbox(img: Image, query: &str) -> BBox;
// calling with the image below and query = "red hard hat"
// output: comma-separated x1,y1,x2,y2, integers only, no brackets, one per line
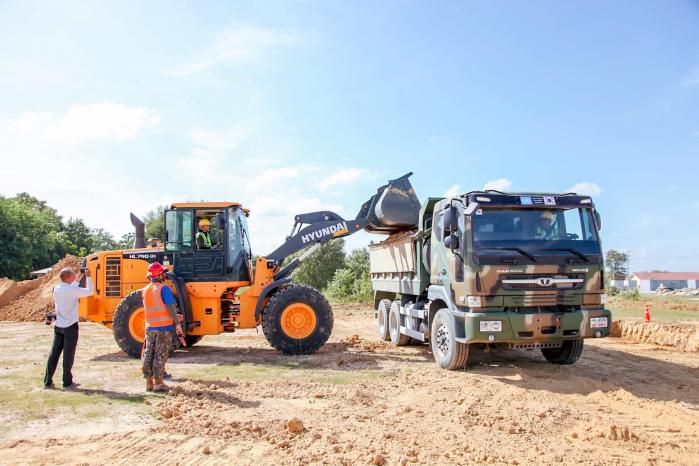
147,262,166,278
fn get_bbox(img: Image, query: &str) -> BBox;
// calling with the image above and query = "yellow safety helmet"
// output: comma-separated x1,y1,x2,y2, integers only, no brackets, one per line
198,218,210,227
540,211,554,221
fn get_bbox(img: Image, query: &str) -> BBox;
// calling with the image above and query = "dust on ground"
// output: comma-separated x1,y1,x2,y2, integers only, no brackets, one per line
1,304,698,465
0,255,81,322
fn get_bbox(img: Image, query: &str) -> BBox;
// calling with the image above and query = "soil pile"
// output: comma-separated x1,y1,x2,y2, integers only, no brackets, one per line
612,319,699,351
0,255,81,322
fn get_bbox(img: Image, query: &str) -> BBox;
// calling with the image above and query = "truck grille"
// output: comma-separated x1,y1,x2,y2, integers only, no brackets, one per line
500,274,584,291
105,257,122,298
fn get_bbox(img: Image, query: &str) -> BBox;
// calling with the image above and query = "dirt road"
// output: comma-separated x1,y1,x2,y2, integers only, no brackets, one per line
1,304,697,465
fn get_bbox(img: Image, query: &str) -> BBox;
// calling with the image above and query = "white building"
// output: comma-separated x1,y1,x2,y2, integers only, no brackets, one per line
614,272,699,293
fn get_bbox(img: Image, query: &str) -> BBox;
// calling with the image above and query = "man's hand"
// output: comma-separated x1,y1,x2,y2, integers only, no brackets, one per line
175,324,184,336
74,272,84,283
84,268,91,278
177,314,184,322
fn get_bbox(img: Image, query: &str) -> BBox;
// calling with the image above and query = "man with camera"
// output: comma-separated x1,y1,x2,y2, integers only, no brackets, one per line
44,267,93,390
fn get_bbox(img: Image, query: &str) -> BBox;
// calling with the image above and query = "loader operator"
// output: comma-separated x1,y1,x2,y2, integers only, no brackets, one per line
195,218,216,249
141,262,183,392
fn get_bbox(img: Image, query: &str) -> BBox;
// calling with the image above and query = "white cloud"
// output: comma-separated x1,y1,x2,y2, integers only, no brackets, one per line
0,102,160,144
444,184,461,197
315,168,369,191
565,182,602,196
170,26,299,76
483,178,512,192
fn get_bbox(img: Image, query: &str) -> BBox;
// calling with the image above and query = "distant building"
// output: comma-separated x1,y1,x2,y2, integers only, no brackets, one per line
613,272,699,293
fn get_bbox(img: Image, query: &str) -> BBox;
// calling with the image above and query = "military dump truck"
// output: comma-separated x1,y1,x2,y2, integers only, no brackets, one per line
368,175,611,369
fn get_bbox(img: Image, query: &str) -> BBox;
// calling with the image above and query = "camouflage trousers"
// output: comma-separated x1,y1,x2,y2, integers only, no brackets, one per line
142,329,172,379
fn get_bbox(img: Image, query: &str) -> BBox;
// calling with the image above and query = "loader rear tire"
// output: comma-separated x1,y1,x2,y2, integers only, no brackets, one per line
541,339,584,365
262,285,333,355
377,299,391,341
430,309,469,370
388,301,411,346
112,291,147,359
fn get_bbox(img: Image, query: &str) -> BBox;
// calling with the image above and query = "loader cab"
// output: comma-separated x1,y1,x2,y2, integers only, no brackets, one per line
164,202,252,282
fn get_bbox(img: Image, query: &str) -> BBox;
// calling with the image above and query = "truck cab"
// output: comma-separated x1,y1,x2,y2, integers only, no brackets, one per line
372,190,611,370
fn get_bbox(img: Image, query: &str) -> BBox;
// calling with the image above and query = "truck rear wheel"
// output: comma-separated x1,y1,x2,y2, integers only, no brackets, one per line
262,285,333,355
388,301,411,346
430,309,469,370
541,339,584,365
377,299,391,341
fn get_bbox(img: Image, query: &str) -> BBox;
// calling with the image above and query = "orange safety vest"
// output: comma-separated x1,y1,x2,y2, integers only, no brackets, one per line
142,282,174,329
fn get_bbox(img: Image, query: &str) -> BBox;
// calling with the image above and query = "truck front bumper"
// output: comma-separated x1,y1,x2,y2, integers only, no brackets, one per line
454,308,612,345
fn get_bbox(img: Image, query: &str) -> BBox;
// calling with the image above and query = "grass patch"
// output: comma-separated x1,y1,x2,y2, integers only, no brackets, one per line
181,362,383,385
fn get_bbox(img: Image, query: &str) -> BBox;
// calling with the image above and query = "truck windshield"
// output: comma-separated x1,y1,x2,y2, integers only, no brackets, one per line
472,208,600,261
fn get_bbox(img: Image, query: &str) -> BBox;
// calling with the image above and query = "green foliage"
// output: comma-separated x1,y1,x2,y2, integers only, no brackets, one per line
289,240,346,290
326,248,373,303
605,249,629,281
0,193,157,280
143,205,167,240
619,288,640,300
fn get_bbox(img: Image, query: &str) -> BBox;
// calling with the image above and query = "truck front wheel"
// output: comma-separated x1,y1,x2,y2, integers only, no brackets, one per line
430,309,469,370
541,339,584,365
262,285,333,355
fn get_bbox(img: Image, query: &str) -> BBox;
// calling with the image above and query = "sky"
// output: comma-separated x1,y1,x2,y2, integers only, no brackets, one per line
1,0,698,271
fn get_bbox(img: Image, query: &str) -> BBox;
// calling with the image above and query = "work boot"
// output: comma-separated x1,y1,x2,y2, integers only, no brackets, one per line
153,378,169,392
145,377,154,392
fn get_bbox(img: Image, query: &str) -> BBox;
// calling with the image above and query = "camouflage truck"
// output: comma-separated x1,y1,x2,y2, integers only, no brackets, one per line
368,179,611,370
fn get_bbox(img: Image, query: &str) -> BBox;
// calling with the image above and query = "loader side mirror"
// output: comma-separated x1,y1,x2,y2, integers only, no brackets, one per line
443,205,459,233
594,210,602,231
443,233,460,251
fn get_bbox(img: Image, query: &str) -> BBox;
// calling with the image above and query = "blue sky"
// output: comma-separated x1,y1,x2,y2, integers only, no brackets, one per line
1,1,698,271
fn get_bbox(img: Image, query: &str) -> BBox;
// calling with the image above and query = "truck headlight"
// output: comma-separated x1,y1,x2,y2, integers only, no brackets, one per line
590,317,608,328
466,296,482,308
480,320,502,332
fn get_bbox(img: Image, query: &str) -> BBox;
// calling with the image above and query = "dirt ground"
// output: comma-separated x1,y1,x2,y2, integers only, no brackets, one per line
1,304,698,466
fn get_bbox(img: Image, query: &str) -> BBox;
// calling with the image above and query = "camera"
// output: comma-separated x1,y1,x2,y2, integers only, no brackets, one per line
45,310,56,326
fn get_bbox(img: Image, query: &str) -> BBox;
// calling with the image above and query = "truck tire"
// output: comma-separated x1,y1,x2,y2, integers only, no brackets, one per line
541,339,584,365
262,285,333,355
112,290,148,359
377,299,391,341
430,309,469,370
184,335,203,347
388,301,411,346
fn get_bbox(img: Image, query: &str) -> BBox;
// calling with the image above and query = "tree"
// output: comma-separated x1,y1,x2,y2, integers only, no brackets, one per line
289,240,346,290
90,228,118,252
605,250,629,280
326,248,373,302
143,206,167,240
61,218,93,256
114,232,135,250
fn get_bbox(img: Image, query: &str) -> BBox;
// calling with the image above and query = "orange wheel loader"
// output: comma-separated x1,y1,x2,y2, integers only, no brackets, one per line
77,174,421,357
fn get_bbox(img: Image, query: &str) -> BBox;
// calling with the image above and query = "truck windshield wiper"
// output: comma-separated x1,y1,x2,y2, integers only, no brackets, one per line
541,247,590,262
479,247,538,262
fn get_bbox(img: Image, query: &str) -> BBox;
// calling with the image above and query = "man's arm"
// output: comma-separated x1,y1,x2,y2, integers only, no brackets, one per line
160,286,183,334
195,233,204,249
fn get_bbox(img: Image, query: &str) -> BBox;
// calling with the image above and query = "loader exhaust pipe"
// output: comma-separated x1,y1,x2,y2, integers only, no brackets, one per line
130,213,146,249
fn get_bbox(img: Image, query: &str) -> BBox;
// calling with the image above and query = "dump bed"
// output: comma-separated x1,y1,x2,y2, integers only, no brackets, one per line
369,231,426,295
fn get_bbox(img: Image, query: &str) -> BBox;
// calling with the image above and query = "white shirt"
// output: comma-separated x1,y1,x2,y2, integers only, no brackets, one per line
53,278,93,328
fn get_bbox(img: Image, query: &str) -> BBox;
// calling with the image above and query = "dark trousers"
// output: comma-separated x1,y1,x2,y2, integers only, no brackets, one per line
44,323,79,387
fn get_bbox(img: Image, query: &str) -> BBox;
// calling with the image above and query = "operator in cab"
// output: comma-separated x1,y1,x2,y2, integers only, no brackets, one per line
534,210,559,240
195,218,217,249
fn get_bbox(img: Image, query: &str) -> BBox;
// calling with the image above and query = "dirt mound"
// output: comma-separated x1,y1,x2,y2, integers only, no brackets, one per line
611,319,699,351
0,255,81,322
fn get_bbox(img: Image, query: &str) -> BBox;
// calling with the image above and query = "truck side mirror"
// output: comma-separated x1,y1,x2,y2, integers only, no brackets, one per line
594,210,602,231
443,233,460,251
443,205,459,234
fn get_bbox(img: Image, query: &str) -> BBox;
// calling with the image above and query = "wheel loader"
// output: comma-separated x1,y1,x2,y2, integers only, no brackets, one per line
77,174,420,357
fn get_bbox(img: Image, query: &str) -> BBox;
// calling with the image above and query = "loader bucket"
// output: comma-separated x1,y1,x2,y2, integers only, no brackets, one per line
357,172,421,234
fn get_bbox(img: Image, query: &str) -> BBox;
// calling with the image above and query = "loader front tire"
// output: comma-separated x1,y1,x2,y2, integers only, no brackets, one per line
262,285,333,355
184,335,203,347
112,291,147,359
